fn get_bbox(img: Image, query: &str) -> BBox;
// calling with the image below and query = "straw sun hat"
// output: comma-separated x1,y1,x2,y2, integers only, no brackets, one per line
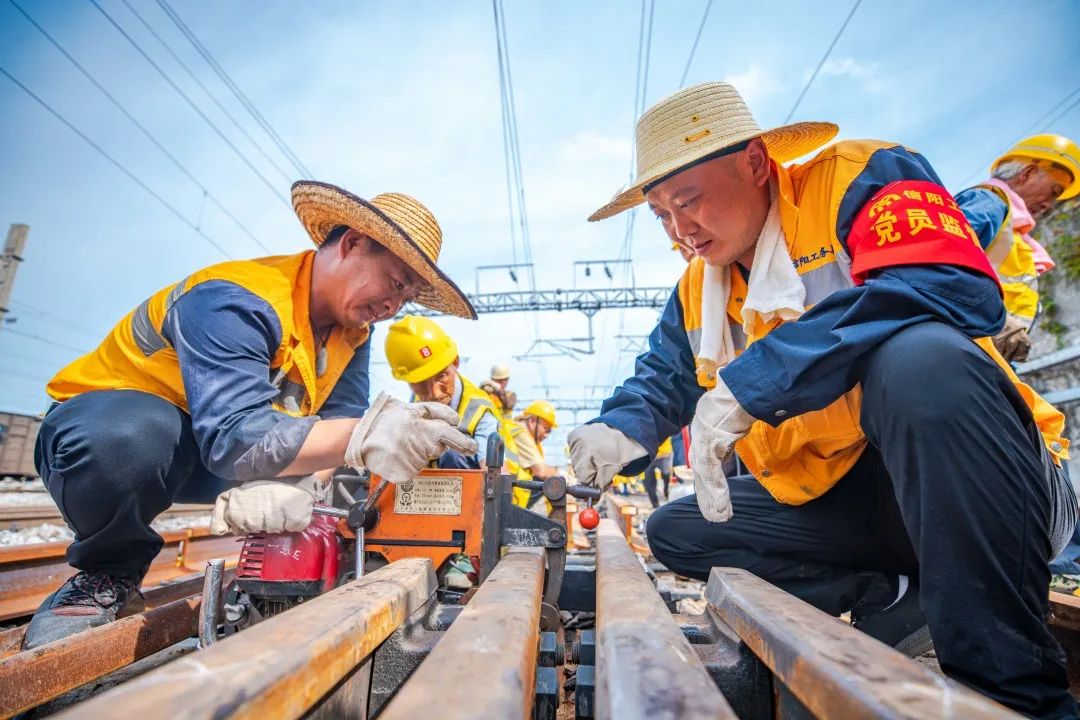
589,82,839,221
292,182,477,319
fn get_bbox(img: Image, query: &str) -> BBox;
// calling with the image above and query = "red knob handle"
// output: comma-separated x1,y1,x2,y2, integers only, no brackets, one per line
579,507,600,530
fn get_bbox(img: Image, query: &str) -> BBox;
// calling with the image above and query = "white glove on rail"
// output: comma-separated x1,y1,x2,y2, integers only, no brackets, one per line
567,423,647,490
690,379,755,522
210,475,328,536
344,392,479,483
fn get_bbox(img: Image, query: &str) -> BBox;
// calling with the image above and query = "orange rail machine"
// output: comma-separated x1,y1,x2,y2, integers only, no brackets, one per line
204,435,601,635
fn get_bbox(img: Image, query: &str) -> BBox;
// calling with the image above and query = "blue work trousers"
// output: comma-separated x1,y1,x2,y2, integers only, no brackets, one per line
647,322,1077,719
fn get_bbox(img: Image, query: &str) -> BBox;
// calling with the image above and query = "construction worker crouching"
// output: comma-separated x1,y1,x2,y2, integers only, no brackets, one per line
385,316,532,506
569,82,1076,717
512,400,559,480
27,185,479,649
955,133,1080,362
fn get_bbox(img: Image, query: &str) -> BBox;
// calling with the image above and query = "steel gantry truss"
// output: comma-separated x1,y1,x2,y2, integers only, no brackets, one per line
400,286,670,317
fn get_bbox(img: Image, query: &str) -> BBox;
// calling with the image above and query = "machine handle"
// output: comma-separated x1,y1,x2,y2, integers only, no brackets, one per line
511,477,603,501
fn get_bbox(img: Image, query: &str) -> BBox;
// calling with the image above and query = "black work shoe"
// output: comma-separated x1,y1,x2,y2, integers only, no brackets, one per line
851,578,933,658
21,571,143,650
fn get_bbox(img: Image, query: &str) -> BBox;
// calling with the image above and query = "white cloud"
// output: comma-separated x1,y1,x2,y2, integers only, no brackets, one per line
723,65,785,109
814,57,884,95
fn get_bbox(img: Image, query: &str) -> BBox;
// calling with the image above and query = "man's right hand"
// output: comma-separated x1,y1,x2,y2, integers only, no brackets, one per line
567,423,646,489
993,316,1032,363
345,392,478,483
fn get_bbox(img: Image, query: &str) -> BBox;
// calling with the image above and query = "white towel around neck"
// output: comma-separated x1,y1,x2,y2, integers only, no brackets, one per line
698,181,805,370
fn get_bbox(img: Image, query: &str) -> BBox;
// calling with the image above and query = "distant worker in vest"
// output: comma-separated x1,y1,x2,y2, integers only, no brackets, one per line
384,316,531,504
568,82,1076,717
488,362,511,391
26,184,479,649
512,400,560,480
385,315,500,469
955,133,1080,362
643,436,674,509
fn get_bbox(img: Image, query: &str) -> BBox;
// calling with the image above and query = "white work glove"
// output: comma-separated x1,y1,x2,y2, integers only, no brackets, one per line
210,475,328,536
345,392,479,483
567,423,647,490
690,379,755,523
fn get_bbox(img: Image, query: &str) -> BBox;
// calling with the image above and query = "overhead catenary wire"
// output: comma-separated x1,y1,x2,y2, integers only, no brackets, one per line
87,0,291,208
955,82,1080,189
782,0,862,124
5,0,270,255
679,0,714,88
154,0,313,179
116,0,294,185
0,65,233,259
9,301,104,341
5,328,91,355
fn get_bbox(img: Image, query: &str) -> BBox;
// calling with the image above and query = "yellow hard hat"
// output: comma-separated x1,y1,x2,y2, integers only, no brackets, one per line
994,133,1080,200
521,400,558,428
385,315,458,383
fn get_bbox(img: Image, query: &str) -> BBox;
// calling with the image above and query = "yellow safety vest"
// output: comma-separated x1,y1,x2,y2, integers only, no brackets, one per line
678,140,1068,506
455,375,532,506
48,251,369,417
978,184,1039,324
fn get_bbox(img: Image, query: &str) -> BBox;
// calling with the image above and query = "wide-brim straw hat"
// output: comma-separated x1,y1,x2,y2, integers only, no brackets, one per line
292,182,476,319
589,82,839,221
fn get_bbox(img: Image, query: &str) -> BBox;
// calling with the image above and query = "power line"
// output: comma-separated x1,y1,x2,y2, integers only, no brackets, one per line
154,0,313,179
679,0,713,88
87,0,291,208
955,82,1080,189
0,64,233,258
5,0,269,255
5,328,90,354
117,0,294,185
783,0,862,124
9,301,103,340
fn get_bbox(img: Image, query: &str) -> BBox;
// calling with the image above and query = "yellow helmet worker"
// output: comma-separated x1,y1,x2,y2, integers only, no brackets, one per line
956,133,1080,361
385,316,532,503
511,400,560,480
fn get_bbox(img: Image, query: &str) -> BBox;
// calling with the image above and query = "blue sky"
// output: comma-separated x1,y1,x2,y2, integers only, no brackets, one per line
2,0,1079,459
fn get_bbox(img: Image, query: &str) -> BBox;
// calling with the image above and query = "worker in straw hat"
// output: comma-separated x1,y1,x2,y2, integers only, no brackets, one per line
568,81,1075,716
25,183,479,649
954,133,1080,362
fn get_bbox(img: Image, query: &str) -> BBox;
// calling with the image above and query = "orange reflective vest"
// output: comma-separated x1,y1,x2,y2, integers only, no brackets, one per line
48,251,369,417
678,141,1068,505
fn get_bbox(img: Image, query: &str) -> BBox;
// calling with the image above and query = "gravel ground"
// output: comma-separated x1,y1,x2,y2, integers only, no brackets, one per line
0,493,58,507
0,514,210,547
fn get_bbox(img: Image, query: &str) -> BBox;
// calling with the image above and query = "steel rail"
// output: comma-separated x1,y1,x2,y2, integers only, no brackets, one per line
0,504,211,530
380,549,545,719
0,531,239,620
54,558,436,720
594,518,733,719
706,567,1019,719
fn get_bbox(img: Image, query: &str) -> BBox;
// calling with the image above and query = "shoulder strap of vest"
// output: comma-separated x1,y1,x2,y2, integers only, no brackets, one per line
974,184,1016,268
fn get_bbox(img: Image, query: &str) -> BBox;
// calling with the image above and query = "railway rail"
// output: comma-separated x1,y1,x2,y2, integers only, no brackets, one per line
0,527,237,621
0,503,212,530
2,511,1061,718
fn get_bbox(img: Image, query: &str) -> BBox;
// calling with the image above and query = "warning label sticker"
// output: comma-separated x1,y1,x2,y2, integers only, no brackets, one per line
394,475,463,515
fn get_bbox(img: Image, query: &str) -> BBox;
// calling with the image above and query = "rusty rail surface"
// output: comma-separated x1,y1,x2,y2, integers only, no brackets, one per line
0,572,221,662
380,549,545,719
706,568,1020,719
0,592,209,719
54,557,436,720
594,519,734,719
0,530,239,621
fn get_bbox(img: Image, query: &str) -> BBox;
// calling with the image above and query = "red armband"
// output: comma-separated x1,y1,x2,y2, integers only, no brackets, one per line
847,180,1000,290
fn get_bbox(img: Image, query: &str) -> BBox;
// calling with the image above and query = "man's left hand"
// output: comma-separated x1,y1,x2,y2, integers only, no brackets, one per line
690,379,755,522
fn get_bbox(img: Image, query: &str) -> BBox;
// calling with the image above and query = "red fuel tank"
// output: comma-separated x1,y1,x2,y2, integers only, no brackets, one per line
237,510,346,593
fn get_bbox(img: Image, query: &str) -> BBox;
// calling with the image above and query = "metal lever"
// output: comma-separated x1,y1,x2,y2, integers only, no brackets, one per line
198,558,225,648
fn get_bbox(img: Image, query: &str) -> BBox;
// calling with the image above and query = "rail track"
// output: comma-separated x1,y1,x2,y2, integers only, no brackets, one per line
0,503,212,530
1,513,1054,719
0,527,238,622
